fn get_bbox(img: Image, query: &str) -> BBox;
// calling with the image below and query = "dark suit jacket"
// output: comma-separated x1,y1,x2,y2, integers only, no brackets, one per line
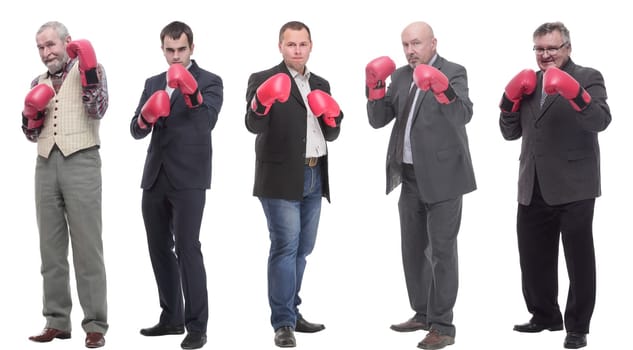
245,62,343,202
367,55,476,203
130,60,223,190
499,58,611,206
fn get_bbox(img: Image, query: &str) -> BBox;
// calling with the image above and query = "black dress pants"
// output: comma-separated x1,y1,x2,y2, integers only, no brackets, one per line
142,168,209,333
517,178,596,333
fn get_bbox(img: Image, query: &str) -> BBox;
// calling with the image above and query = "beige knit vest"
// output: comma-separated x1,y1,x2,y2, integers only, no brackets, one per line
36,64,100,158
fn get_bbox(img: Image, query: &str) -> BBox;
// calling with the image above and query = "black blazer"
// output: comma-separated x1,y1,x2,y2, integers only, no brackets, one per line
499,58,611,205
368,55,476,203
245,62,343,202
130,60,223,190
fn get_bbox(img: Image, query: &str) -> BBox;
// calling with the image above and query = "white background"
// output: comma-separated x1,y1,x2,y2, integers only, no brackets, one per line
2,1,629,349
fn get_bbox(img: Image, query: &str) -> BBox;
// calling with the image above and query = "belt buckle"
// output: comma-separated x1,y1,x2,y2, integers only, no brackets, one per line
307,157,318,167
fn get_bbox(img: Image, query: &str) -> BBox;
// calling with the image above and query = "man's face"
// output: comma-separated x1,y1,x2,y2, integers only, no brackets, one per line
163,33,194,67
401,26,436,68
279,28,312,74
534,30,571,71
36,27,70,73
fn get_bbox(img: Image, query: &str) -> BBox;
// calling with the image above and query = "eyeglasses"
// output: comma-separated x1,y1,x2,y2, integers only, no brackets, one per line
533,42,568,55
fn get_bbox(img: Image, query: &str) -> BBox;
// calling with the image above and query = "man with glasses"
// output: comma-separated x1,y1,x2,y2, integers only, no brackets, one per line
499,21,611,349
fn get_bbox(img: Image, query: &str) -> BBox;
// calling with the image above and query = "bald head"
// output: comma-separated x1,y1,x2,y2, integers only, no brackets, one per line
402,21,434,39
401,21,437,67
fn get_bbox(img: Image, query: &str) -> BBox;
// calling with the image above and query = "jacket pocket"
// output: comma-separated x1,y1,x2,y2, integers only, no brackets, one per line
566,148,594,161
436,146,462,161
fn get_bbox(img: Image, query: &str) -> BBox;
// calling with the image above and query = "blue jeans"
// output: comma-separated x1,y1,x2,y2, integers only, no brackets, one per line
259,164,322,331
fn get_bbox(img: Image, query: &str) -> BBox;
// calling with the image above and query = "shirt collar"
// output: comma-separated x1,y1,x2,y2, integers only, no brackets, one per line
287,65,311,80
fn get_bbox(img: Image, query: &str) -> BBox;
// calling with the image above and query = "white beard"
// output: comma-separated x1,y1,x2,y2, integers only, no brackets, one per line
46,55,67,75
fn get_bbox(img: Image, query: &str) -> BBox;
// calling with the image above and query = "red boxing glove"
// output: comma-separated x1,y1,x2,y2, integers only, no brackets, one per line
251,73,291,116
26,118,44,130
23,83,55,129
139,90,170,129
413,64,456,104
307,89,340,128
22,116,43,142
499,69,536,113
366,56,396,101
167,64,202,108
543,66,591,111
66,39,99,87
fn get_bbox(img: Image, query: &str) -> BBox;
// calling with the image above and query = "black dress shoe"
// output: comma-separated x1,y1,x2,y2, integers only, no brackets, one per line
274,326,296,348
295,316,325,333
391,317,429,332
564,332,587,349
140,323,185,336
181,332,207,349
29,328,71,342
513,321,563,333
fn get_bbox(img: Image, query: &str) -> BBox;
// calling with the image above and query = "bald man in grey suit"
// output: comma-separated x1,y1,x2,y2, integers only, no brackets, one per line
366,21,476,350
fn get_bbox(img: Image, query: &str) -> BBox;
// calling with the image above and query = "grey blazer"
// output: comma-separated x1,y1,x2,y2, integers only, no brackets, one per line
499,58,611,206
367,55,477,203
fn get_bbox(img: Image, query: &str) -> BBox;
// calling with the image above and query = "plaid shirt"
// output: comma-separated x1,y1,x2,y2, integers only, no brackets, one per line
22,58,108,142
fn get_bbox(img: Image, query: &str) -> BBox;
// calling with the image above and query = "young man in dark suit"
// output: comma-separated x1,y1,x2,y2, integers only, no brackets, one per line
130,20,223,350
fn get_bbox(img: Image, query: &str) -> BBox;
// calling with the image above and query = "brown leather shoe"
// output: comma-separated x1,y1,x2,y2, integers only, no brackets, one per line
85,332,105,348
417,329,455,350
390,317,429,332
29,328,71,342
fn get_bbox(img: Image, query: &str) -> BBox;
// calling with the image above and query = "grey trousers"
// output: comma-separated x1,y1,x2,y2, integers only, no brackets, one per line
398,164,462,337
35,146,108,334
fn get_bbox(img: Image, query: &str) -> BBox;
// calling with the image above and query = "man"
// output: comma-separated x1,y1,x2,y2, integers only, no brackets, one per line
366,21,476,350
130,21,223,350
22,21,108,348
499,21,611,349
245,20,343,348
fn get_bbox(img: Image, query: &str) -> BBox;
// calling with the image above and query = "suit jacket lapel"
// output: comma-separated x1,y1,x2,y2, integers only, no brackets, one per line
410,57,443,124
276,62,306,108
291,80,304,107
166,60,201,108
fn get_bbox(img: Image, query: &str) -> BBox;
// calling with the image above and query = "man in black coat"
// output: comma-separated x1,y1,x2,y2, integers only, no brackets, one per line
245,20,343,348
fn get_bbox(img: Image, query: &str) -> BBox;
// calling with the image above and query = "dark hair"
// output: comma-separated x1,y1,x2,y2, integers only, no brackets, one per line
533,21,570,44
160,21,194,47
278,21,311,43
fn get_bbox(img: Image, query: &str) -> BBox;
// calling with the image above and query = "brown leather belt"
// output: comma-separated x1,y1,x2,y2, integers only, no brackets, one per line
305,157,319,167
